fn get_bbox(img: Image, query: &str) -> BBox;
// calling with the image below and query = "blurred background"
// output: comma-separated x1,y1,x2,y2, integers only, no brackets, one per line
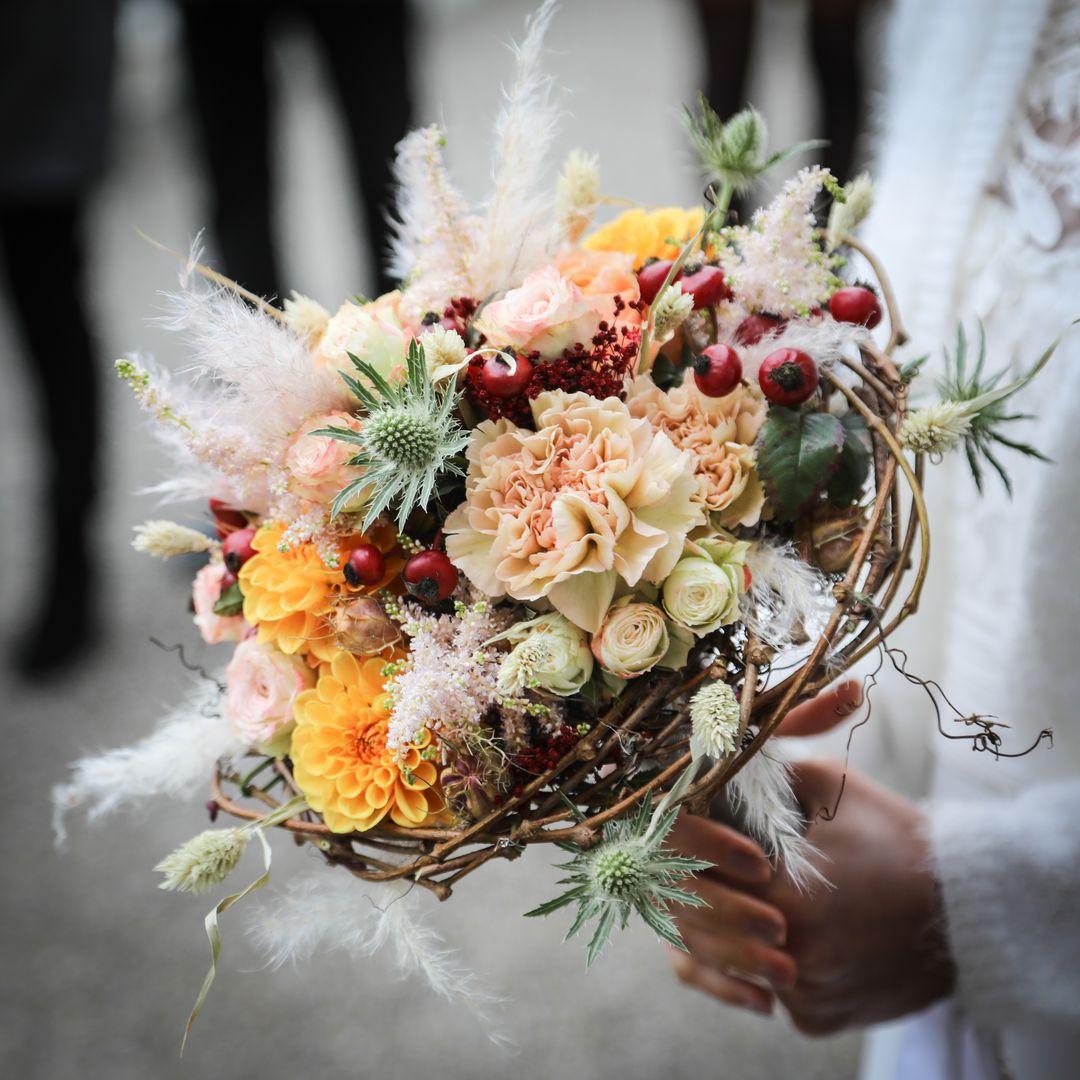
0,1,884,1076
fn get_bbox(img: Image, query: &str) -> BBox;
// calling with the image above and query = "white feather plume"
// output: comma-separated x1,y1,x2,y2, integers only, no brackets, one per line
742,540,832,650
727,747,826,891
248,873,511,1047
388,124,481,314
52,680,241,844
470,0,561,296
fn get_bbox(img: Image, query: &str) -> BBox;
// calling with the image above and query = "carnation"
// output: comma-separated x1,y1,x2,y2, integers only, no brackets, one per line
443,390,704,633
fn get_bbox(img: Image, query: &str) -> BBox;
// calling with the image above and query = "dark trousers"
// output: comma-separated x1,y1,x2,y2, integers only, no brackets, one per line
180,0,414,300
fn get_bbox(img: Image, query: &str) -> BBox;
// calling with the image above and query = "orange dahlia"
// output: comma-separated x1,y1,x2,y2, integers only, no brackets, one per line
583,206,708,270
239,523,403,665
291,651,441,833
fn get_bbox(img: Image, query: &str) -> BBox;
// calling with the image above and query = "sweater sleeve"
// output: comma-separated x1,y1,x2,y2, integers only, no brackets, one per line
928,779,1080,1025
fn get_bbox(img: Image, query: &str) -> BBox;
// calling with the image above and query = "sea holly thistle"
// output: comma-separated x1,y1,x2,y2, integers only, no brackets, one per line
524,791,712,966
312,339,470,529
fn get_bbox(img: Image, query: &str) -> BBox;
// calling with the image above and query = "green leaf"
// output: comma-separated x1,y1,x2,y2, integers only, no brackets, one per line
756,407,845,519
826,411,872,504
212,581,243,617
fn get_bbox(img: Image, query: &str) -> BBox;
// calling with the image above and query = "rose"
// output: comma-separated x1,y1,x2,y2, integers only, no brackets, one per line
662,534,750,636
192,562,246,645
473,266,599,358
312,292,413,383
553,248,642,328
497,612,594,697
225,638,316,753
283,410,368,507
591,598,688,680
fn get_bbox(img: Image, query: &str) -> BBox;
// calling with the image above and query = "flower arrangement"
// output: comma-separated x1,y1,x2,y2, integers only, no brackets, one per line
56,1,1064,1046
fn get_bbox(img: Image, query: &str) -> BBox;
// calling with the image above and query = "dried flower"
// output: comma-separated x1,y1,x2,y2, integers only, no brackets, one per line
419,324,469,382
651,282,694,344
132,520,214,559
525,795,711,965
899,401,973,455
689,681,741,761
825,173,874,252
555,149,600,242
282,291,331,343
156,828,249,894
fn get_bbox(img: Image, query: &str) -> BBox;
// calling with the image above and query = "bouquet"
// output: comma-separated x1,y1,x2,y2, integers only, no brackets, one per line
56,1,1059,1045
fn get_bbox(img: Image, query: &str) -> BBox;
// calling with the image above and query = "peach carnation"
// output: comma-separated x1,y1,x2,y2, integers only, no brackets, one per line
583,206,707,270
291,651,441,833
443,390,703,634
473,266,598,359
192,562,246,645
625,371,766,528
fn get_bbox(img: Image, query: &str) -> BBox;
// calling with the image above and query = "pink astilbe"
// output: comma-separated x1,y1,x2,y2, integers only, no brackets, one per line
720,166,841,318
383,595,533,755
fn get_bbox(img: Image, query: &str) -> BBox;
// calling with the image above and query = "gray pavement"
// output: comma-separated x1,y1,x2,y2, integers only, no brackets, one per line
0,2,861,1076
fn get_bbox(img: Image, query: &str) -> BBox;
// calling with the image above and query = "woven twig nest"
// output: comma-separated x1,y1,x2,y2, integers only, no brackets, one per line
212,238,929,901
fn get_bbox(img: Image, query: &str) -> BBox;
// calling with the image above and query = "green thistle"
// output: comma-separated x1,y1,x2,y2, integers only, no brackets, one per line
524,793,712,966
929,323,1059,494
312,339,469,529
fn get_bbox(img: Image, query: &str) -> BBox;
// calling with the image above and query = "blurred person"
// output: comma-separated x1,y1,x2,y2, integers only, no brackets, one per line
669,1,1080,1077
0,0,118,674
693,0,873,215
179,0,414,299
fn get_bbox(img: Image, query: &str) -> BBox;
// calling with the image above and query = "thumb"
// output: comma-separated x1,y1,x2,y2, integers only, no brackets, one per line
787,758,845,820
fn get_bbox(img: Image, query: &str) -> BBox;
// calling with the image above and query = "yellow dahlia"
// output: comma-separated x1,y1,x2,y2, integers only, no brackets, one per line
239,523,402,665
583,206,707,270
291,651,441,833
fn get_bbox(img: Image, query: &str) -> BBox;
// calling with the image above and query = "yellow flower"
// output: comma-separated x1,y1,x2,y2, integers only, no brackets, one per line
291,651,441,833
583,206,707,270
239,523,401,665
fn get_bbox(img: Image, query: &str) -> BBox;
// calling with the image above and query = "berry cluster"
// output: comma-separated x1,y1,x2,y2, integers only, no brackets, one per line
422,296,480,338
508,724,583,796
466,296,645,425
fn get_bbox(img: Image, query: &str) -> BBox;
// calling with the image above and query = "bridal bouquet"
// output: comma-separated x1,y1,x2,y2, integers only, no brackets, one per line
56,0,1058,1044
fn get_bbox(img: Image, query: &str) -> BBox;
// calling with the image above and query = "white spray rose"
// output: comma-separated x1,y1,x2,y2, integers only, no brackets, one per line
591,598,690,680
225,638,316,754
497,612,594,697
662,533,750,636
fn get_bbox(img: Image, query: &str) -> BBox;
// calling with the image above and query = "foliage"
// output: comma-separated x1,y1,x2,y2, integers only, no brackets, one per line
756,407,846,519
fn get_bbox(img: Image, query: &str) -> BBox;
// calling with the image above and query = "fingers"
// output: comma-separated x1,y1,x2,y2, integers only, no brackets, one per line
670,812,773,885
669,947,775,1015
787,758,846,819
776,679,862,737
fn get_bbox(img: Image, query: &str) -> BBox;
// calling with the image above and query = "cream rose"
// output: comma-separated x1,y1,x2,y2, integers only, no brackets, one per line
283,410,367,506
192,563,246,645
225,638,316,753
625,371,766,528
443,390,704,633
496,612,594,697
473,266,599,359
591,598,690,679
312,292,413,383
662,533,750,636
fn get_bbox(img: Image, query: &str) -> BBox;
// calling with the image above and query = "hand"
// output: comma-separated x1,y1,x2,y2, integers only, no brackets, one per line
666,681,864,1014
675,757,956,1035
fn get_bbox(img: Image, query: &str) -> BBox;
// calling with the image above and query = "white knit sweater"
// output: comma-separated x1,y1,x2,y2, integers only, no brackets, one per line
856,1,1080,1076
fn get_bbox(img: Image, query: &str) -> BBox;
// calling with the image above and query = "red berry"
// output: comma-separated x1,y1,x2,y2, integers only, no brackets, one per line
209,498,247,539
478,351,534,398
829,286,882,329
734,314,783,346
222,527,256,573
636,259,677,305
679,262,732,308
693,344,743,397
403,550,459,603
759,349,819,406
219,567,238,593
343,543,386,587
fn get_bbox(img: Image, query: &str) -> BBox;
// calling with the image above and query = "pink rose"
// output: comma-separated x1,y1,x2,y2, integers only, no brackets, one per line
284,410,367,507
225,638,316,750
474,266,599,358
192,563,246,645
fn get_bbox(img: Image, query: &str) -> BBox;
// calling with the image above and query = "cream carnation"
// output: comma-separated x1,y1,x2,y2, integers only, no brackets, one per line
626,371,766,528
192,562,246,645
225,638,316,753
443,390,704,633
591,598,686,680
497,612,594,697
662,533,750,636
473,266,599,358
312,293,413,383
